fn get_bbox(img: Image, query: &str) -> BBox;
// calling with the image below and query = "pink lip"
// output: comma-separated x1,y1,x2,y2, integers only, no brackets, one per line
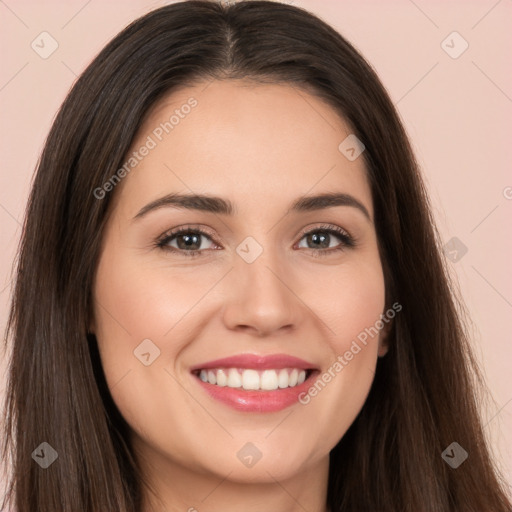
190,353,318,413
190,353,317,372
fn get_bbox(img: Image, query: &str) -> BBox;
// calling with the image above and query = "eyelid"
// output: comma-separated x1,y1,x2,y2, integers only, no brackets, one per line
296,222,352,241
157,223,217,243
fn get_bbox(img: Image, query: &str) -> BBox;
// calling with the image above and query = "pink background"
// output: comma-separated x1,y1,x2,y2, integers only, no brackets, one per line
1,0,511,497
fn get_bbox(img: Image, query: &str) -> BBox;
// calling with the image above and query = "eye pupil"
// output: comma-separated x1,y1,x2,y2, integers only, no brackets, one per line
177,233,200,250
308,232,329,249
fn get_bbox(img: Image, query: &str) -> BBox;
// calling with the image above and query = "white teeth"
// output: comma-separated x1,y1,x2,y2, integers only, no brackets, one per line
197,368,310,390
278,369,289,388
227,368,242,388
242,369,260,390
261,370,279,390
216,369,228,387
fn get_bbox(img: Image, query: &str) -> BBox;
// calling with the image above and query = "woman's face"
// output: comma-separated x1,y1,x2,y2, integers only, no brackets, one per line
92,79,389,491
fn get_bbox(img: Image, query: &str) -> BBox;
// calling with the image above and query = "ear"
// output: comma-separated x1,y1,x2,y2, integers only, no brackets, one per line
377,317,393,357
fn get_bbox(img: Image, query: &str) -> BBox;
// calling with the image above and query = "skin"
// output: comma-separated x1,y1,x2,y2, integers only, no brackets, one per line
91,79,390,512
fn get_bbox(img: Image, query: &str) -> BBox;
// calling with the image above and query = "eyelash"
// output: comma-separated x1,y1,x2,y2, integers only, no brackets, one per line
154,223,356,259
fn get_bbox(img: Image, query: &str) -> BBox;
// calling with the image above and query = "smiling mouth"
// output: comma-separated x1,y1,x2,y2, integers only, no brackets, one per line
192,368,315,391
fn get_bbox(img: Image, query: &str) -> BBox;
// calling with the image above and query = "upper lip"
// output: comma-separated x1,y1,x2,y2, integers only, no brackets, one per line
190,353,318,372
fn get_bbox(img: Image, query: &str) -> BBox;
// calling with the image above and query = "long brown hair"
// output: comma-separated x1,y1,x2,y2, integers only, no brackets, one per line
2,1,510,510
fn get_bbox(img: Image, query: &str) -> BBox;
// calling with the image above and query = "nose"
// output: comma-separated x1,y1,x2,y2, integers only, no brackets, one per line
221,250,303,337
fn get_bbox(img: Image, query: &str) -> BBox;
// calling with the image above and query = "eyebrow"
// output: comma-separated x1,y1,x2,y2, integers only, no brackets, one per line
132,192,372,222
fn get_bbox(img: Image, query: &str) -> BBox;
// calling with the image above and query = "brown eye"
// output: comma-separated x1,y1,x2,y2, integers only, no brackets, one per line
296,225,355,256
157,228,217,255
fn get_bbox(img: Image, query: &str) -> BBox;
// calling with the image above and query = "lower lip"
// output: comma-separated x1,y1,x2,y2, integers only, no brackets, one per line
193,372,316,413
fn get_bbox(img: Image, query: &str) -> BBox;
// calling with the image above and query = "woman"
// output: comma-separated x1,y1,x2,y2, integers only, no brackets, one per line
2,1,510,511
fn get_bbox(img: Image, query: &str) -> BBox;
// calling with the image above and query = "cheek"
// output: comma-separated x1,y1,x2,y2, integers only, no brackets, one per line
294,257,386,446
301,256,386,354
91,246,186,395
92,248,201,354
91,247,235,435
91,250,206,450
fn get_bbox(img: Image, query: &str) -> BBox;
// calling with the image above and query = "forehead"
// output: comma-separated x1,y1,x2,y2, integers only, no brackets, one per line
112,79,372,219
